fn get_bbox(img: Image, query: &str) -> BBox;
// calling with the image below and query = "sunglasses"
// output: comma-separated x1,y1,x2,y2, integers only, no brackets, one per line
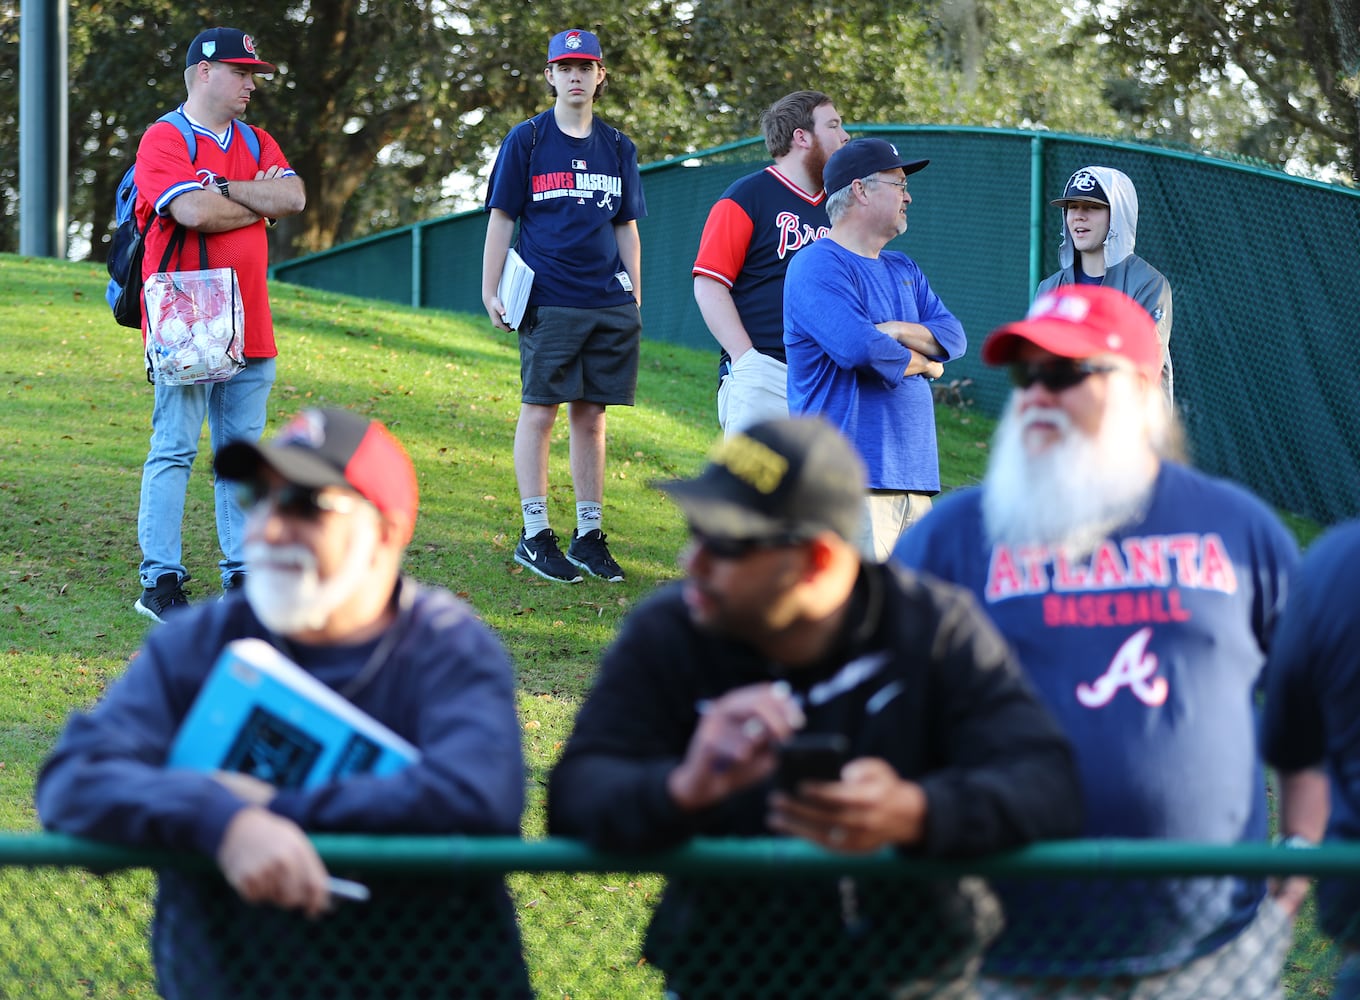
1009,359,1124,392
235,481,361,520
689,526,804,560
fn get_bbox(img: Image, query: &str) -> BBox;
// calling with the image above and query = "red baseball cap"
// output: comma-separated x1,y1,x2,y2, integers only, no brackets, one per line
982,285,1161,375
215,409,419,541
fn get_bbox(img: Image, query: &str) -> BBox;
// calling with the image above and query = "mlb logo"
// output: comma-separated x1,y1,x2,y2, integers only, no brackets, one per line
572,159,587,170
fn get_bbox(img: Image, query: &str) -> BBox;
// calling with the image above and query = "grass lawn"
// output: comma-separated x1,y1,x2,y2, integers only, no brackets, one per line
0,252,1335,997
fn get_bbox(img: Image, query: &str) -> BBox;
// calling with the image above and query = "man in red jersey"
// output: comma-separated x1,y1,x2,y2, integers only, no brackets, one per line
132,27,306,623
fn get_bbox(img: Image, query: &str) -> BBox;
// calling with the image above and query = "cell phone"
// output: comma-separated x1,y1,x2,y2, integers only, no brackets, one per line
774,732,850,793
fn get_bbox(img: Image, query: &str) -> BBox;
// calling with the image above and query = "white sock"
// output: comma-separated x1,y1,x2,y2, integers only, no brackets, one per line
521,496,550,537
576,501,603,537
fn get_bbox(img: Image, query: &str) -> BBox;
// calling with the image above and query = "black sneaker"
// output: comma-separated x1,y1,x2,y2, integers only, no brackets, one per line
567,529,625,582
135,572,190,623
220,572,246,601
514,529,583,584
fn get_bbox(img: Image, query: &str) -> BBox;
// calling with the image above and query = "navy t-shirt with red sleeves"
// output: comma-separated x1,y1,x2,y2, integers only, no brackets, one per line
692,165,830,365
485,109,645,310
895,460,1301,975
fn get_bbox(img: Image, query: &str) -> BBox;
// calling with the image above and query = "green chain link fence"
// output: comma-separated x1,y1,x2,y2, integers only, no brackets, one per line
272,126,1360,528
2,834,1357,998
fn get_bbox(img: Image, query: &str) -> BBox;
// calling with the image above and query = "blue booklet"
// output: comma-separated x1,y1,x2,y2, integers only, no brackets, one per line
168,638,419,789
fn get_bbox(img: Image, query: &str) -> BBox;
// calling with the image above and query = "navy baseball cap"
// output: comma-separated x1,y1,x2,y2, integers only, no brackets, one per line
1051,167,1110,207
823,138,929,197
656,417,866,545
186,28,276,74
548,29,603,64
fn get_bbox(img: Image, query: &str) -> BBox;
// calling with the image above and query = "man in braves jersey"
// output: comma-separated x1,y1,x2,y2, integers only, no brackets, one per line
133,27,305,624
692,90,849,436
895,285,1325,998
482,28,645,585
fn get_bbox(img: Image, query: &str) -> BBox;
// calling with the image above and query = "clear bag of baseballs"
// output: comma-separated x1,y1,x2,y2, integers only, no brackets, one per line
143,267,246,385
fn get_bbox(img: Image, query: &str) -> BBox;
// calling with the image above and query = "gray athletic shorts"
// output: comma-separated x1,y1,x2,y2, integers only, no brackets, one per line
518,303,641,406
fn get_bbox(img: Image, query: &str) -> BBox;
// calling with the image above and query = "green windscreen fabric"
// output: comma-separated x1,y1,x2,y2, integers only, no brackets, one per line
272,127,1360,525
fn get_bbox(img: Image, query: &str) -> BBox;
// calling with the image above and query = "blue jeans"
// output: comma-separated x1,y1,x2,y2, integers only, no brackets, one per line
137,357,275,589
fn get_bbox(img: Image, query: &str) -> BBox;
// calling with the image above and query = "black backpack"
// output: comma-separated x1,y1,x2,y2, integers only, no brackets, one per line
106,111,261,328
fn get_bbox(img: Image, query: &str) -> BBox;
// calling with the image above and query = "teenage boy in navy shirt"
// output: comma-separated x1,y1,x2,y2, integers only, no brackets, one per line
481,28,646,585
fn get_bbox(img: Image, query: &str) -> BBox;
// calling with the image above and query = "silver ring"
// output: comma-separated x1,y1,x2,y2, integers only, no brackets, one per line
741,718,765,740
828,827,847,846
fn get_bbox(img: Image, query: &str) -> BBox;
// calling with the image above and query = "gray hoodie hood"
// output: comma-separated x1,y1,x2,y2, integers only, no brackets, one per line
1056,166,1138,271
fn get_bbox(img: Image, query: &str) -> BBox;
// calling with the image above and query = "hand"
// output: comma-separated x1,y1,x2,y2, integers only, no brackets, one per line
667,682,805,812
767,757,927,853
254,164,285,180
212,770,278,806
483,295,511,331
216,806,333,917
1270,875,1311,917
904,350,943,379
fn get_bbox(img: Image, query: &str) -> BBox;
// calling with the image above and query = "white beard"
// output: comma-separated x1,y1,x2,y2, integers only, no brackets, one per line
981,393,1158,556
243,515,378,635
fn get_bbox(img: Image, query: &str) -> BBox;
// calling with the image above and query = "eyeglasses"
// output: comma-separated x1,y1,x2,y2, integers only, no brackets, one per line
863,177,909,194
235,481,361,520
689,526,804,560
1008,359,1125,392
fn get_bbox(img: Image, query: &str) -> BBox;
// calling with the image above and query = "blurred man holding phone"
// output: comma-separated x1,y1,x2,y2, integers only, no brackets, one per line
548,416,1082,999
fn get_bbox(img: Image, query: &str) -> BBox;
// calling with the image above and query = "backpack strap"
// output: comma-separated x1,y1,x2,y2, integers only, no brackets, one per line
230,120,263,163
157,109,198,162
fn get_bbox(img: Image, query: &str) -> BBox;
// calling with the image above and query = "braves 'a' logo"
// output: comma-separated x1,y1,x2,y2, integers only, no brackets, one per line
1075,627,1168,708
596,192,615,211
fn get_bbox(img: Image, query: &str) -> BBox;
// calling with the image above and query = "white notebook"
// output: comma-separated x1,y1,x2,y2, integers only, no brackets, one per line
497,247,535,330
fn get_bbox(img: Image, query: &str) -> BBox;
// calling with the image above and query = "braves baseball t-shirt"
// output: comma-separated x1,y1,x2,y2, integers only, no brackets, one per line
485,110,646,310
895,461,1301,975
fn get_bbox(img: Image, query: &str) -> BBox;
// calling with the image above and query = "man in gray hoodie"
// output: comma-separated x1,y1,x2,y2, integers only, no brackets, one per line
1037,166,1174,401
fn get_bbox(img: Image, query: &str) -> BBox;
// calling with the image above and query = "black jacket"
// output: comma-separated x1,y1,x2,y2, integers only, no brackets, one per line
548,562,1083,998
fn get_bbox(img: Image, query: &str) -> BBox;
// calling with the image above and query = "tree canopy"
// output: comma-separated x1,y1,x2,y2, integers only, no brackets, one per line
1,0,1354,262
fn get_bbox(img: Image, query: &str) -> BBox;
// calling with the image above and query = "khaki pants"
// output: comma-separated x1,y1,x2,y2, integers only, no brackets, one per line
860,490,933,563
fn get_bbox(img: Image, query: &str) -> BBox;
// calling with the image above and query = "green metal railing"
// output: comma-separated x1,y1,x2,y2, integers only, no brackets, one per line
2,834,1356,998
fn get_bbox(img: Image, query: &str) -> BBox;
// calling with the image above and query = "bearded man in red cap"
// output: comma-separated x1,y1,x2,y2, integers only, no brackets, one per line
38,409,531,998
896,285,1326,998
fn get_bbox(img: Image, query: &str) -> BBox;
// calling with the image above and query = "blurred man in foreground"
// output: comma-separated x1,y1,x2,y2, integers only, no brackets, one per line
1262,519,1360,997
38,408,531,999
896,285,1323,998
549,416,1081,999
